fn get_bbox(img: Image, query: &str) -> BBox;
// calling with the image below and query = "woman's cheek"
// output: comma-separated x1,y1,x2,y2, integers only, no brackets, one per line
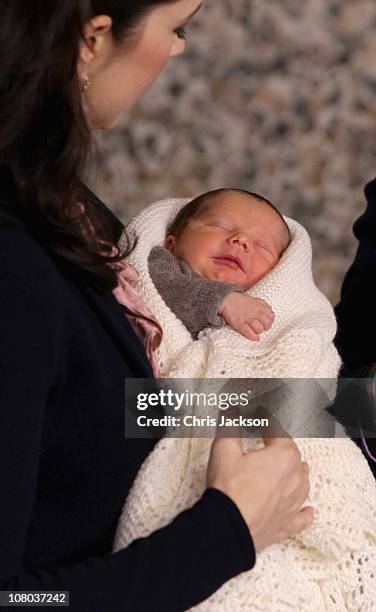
135,35,172,83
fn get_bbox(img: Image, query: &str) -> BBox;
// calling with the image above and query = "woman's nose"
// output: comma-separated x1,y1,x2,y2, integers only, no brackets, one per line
229,233,250,252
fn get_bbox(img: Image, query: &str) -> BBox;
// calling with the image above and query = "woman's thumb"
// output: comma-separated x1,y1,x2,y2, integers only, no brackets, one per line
210,437,244,461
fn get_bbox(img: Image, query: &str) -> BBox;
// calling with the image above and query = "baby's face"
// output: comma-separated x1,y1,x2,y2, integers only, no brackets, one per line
166,194,290,290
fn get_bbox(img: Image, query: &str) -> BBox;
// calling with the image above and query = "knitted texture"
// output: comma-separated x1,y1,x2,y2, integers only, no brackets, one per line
148,245,243,338
114,199,376,611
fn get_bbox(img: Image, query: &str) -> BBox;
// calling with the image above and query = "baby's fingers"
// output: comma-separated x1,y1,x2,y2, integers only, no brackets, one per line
248,318,265,335
257,303,275,317
239,322,260,342
258,312,274,330
254,298,271,308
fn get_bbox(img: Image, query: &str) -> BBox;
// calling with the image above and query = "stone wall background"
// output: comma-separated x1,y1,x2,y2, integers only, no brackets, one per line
88,0,376,304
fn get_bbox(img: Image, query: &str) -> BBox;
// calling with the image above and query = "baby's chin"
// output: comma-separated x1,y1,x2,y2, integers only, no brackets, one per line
201,268,253,291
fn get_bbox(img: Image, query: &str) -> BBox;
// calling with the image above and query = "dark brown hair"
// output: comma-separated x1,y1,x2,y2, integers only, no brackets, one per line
0,0,175,292
167,188,292,245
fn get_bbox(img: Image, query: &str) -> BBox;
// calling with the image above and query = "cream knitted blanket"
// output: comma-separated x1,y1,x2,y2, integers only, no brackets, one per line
114,198,376,611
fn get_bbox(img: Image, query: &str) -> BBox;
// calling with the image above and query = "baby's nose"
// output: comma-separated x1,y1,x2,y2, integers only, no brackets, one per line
229,233,250,252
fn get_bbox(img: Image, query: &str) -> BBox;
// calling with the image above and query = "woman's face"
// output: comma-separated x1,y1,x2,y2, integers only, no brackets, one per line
78,0,202,129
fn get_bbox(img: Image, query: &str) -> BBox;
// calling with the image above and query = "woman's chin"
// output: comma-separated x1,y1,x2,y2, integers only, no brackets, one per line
88,108,123,130
93,116,119,130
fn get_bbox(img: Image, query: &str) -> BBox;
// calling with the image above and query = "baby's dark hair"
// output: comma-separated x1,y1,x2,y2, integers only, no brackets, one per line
167,188,291,244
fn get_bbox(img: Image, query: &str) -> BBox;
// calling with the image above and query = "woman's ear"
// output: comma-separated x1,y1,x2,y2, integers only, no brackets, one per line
77,15,113,78
165,234,177,253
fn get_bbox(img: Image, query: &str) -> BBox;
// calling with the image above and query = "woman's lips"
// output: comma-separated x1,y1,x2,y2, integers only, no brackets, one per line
213,256,244,271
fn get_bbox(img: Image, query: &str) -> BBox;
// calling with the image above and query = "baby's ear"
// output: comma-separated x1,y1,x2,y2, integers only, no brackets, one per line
165,234,177,253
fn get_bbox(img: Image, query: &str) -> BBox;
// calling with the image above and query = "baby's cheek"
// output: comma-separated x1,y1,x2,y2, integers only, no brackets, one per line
245,260,276,288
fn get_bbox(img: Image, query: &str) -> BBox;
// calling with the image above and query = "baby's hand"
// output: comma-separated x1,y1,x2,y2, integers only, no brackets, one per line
219,293,275,341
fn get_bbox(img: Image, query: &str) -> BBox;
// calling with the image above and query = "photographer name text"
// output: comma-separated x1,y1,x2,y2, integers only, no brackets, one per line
136,415,269,428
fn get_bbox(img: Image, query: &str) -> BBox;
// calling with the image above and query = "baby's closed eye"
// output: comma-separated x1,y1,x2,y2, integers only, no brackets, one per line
255,240,267,248
208,223,232,231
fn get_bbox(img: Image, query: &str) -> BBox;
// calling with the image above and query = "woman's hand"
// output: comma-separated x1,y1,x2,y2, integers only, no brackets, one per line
220,293,275,341
206,436,314,552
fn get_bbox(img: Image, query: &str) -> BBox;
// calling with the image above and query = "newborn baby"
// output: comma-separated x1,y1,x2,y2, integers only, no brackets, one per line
114,194,376,611
149,188,291,341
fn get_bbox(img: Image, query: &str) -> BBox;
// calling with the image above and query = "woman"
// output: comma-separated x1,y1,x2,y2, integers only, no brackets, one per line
0,2,312,610
335,177,376,376
335,178,376,475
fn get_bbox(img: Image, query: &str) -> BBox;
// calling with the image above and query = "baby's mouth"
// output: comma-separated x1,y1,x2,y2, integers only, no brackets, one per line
213,255,244,272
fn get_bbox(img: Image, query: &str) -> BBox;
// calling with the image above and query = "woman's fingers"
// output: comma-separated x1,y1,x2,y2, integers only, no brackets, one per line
284,462,310,510
285,506,315,539
207,433,313,553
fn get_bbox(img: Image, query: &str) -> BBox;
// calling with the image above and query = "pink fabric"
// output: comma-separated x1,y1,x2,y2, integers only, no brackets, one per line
71,203,161,375
113,260,162,377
